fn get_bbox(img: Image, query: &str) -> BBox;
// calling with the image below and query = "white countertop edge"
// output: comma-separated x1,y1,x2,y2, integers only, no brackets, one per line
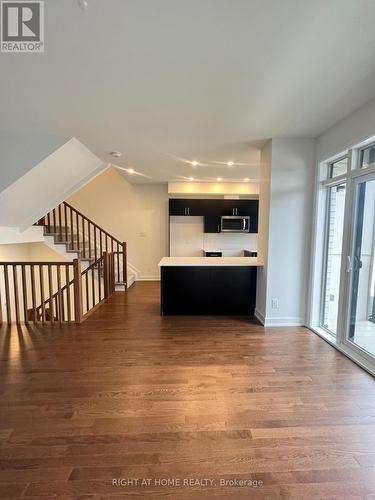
159,257,262,267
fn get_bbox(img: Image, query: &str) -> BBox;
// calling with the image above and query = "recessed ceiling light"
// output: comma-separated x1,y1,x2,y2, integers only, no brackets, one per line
217,177,222,182
227,161,234,166
191,160,198,166
110,151,122,157
127,168,134,174
78,0,89,10
189,177,194,181
244,177,249,182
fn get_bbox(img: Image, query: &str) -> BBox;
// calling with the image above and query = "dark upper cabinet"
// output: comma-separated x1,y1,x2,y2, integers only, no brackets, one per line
169,199,202,216
204,216,221,233
247,200,259,233
169,199,186,216
222,200,251,216
203,199,223,233
169,198,259,233
222,200,258,232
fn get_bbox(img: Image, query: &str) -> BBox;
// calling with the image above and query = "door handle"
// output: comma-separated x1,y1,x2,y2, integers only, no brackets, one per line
346,256,352,273
243,218,246,230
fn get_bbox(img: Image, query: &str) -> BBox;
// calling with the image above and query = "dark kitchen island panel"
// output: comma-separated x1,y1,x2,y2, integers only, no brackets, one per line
160,264,258,315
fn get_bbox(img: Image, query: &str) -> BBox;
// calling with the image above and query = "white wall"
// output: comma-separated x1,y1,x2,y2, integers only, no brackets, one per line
168,182,259,196
0,138,105,230
316,96,375,162
67,167,168,280
0,226,45,244
255,141,271,322
170,217,204,257
0,132,66,193
256,138,315,326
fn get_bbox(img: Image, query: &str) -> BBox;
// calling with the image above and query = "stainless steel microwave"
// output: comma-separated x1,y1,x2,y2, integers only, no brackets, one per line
221,216,250,233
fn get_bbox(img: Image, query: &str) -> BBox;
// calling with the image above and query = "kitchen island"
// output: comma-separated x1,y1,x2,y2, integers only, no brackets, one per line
159,257,261,316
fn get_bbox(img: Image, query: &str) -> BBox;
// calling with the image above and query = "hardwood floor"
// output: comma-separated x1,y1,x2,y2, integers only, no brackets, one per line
1,282,375,499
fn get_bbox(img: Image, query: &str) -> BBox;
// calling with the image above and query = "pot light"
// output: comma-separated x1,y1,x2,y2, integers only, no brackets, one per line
110,151,122,158
189,177,194,181
227,161,234,166
127,168,134,174
191,160,198,166
78,0,89,10
244,177,249,182
217,177,222,182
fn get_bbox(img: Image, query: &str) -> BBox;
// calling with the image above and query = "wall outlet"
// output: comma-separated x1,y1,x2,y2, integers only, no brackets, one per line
271,298,279,309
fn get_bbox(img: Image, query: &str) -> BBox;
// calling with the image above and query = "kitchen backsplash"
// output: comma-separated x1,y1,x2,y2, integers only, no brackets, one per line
204,233,258,256
170,216,258,257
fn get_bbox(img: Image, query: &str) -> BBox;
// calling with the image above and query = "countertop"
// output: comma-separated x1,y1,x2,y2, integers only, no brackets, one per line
159,257,262,267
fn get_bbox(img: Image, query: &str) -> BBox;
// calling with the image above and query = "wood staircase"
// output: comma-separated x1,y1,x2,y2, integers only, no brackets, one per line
0,202,130,326
36,201,127,286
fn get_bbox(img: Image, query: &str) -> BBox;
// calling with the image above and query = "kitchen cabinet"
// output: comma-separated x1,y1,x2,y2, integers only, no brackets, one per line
203,199,222,233
222,199,254,216
160,262,258,315
169,199,202,216
204,216,221,233
169,198,259,233
247,200,259,233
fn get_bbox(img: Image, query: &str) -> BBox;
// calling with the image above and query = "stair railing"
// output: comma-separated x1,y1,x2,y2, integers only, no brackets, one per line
0,253,117,326
36,201,127,288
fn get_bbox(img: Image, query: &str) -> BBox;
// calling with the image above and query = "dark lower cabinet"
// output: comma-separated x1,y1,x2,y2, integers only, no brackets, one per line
161,266,257,315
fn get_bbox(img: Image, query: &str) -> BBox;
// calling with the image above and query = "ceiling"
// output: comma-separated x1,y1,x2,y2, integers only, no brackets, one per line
1,0,375,184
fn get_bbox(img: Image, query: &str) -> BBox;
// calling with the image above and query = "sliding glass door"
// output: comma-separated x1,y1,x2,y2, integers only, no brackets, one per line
346,173,375,358
310,143,375,373
322,183,346,335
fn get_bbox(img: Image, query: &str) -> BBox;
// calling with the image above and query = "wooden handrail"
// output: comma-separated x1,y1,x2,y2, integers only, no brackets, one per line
0,261,70,266
62,202,123,245
0,200,131,326
36,202,127,287
0,253,119,326
34,255,106,322
0,261,76,325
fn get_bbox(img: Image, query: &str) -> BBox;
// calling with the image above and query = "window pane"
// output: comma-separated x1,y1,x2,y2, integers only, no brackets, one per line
348,177,375,356
322,183,346,335
329,158,348,178
360,145,375,168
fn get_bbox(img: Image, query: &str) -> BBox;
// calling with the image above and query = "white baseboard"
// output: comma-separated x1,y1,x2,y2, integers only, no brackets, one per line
254,309,265,325
254,309,305,327
263,317,306,327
